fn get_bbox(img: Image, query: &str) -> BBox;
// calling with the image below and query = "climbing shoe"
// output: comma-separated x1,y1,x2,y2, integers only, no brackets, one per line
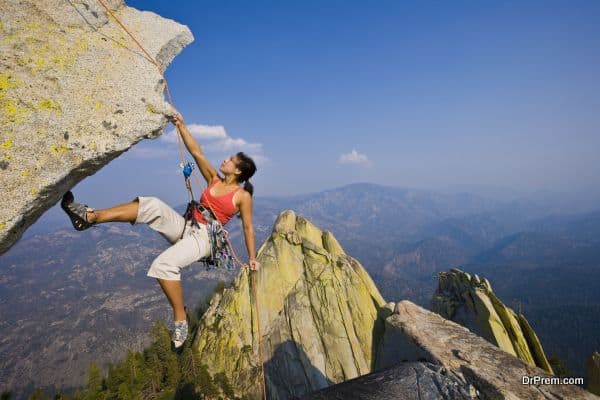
171,319,188,353
61,191,96,231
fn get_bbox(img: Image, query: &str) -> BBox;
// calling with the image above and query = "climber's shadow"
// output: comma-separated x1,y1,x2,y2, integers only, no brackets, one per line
174,383,198,400
265,340,333,399
371,305,389,371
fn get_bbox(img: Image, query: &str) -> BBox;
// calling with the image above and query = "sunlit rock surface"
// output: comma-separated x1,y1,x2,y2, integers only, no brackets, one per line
0,0,193,254
432,267,553,373
193,210,386,399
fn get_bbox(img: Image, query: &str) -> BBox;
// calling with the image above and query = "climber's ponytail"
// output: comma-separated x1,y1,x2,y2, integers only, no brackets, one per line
243,180,254,196
236,152,256,197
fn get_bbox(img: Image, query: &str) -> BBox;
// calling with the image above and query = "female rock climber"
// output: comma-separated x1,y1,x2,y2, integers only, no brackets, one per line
60,111,259,351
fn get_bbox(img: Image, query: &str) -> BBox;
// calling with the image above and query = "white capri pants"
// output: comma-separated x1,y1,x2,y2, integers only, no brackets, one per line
134,196,211,281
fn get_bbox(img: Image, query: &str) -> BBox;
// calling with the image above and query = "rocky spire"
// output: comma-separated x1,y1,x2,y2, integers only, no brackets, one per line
192,210,386,399
432,267,554,374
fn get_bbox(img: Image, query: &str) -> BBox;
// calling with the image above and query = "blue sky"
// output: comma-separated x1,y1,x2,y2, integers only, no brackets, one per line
72,0,599,209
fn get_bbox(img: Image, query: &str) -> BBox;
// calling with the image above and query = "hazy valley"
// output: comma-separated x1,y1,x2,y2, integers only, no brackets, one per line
1,183,599,397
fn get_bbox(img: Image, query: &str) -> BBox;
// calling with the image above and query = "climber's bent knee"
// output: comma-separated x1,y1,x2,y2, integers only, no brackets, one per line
133,196,186,244
132,196,160,225
146,229,209,281
147,257,182,281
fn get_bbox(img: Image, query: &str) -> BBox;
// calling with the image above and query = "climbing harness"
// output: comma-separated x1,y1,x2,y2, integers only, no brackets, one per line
96,1,267,397
179,161,235,269
181,200,237,270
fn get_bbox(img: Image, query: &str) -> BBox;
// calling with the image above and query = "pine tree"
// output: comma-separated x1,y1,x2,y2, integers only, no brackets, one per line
117,383,133,400
196,364,219,400
142,350,163,398
125,350,145,396
148,321,181,388
104,362,126,394
180,345,202,382
85,362,104,400
27,389,49,400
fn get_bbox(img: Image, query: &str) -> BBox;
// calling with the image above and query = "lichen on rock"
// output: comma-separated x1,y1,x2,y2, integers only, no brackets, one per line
0,0,193,254
432,267,554,374
193,210,386,399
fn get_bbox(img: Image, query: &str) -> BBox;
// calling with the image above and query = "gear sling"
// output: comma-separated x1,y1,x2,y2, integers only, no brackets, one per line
181,200,236,270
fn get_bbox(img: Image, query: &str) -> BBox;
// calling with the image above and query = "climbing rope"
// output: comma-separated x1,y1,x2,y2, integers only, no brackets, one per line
95,1,267,398
251,271,268,400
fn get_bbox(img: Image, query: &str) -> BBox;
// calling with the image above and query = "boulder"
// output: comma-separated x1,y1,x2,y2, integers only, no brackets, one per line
376,300,598,400
300,361,478,400
0,0,193,254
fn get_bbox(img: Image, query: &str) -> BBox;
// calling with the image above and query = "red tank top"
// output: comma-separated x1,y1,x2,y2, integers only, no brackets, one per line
193,178,240,225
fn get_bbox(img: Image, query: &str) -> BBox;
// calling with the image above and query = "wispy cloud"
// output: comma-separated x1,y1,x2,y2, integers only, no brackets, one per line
338,149,371,167
128,124,267,165
159,123,267,164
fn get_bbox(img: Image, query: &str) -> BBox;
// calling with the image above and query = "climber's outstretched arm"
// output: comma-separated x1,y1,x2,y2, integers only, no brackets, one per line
238,191,258,270
168,112,218,185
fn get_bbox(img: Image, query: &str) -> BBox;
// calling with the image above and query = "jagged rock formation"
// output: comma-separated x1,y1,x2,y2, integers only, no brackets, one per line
193,213,595,400
375,301,598,400
0,0,193,254
432,267,554,374
193,210,386,399
588,352,600,395
300,361,478,400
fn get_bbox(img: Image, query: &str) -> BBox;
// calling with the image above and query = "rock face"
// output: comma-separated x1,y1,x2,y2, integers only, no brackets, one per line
0,0,193,254
588,352,600,395
432,267,554,374
300,361,478,400
376,300,598,400
193,210,386,399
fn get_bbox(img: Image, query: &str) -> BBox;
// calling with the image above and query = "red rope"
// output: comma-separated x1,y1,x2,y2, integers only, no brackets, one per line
251,270,268,400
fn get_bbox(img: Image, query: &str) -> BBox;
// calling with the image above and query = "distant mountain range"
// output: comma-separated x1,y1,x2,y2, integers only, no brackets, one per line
1,183,599,398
